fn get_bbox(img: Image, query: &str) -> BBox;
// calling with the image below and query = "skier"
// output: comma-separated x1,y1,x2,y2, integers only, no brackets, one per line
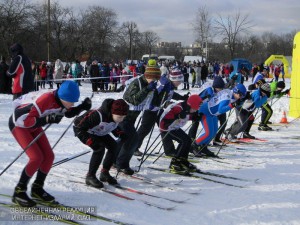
192,83,247,157
226,83,271,140
258,81,289,130
73,99,129,187
9,80,91,207
134,68,189,156
159,95,202,174
117,59,161,175
188,76,227,148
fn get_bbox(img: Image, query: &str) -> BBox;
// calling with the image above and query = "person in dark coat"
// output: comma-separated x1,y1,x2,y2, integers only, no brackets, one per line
0,57,10,94
89,60,100,93
7,43,34,99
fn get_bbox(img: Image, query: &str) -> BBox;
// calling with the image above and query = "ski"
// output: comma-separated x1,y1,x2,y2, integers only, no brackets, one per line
137,154,200,164
112,184,189,203
193,169,258,182
147,167,246,188
68,180,176,211
0,199,85,225
116,172,200,195
112,167,183,186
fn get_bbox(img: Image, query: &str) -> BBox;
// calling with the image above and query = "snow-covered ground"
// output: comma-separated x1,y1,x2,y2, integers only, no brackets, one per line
1,79,299,225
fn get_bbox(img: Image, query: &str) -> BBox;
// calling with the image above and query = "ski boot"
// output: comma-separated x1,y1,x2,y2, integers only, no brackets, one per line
31,183,55,203
169,158,190,175
12,186,36,207
86,175,104,188
100,170,118,185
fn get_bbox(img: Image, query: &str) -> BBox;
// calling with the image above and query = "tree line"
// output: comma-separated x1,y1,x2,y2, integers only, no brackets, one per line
0,0,297,64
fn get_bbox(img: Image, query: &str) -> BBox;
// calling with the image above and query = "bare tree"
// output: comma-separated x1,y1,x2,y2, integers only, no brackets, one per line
0,0,33,57
142,31,159,55
193,5,212,58
214,11,253,59
120,21,139,59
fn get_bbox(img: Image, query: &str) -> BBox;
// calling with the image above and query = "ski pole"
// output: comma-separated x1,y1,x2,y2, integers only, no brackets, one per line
136,92,167,172
52,93,94,150
0,124,52,176
52,150,91,167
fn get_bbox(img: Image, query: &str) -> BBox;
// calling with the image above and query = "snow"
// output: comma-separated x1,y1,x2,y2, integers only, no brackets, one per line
1,79,300,225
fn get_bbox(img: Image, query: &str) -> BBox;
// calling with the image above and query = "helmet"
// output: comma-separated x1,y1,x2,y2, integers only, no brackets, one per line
187,95,202,110
233,84,247,97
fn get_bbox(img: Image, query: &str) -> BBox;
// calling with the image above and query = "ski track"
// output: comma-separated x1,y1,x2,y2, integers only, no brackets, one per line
1,79,299,225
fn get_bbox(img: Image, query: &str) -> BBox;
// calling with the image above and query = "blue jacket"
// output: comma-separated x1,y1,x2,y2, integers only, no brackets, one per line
251,89,268,108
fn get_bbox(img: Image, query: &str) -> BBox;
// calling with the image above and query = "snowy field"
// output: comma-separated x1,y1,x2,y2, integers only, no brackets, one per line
0,78,300,225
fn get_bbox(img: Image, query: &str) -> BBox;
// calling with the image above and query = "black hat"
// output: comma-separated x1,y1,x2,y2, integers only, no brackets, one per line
212,76,225,89
277,81,285,89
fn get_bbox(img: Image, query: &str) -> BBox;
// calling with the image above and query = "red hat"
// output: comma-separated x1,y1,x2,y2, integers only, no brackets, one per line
187,95,202,110
111,99,129,116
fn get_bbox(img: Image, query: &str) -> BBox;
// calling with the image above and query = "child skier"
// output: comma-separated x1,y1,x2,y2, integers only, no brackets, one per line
159,95,202,174
188,76,227,148
258,81,289,130
117,59,161,175
192,83,247,157
226,83,271,140
73,99,129,188
9,80,91,207
134,68,189,156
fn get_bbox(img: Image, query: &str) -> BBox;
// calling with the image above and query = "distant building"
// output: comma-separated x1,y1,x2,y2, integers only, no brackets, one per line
157,42,182,48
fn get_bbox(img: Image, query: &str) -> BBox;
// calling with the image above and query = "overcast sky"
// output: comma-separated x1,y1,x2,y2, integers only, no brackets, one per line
57,0,300,46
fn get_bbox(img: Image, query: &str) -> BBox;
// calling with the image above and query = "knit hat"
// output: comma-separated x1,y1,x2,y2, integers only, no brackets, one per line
260,83,271,97
277,81,285,89
144,59,161,80
111,99,129,116
169,68,184,82
187,95,202,110
233,84,247,97
212,76,225,89
57,80,80,102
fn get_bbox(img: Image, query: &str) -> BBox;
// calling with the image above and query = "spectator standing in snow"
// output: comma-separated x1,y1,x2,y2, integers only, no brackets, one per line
7,43,34,100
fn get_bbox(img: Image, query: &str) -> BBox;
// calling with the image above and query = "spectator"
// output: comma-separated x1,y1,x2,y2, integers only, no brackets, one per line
7,43,34,99
0,57,10,94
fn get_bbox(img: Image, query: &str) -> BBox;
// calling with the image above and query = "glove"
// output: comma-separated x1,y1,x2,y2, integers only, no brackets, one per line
163,82,172,92
147,81,157,91
47,113,63,124
112,128,127,141
244,91,251,99
230,99,241,108
196,112,203,121
86,137,100,150
182,92,191,101
159,76,169,86
275,90,282,95
80,97,92,111
177,110,187,119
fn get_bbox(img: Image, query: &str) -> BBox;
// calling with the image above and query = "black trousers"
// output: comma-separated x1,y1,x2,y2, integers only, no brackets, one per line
161,129,191,158
136,110,158,152
116,118,138,169
183,73,189,89
229,109,254,136
87,134,120,176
